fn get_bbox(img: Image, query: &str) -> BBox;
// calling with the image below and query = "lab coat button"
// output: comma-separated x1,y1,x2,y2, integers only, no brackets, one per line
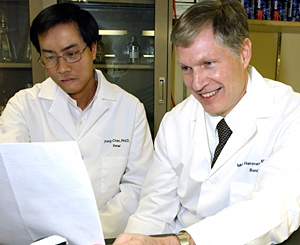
79,121,83,125
204,179,212,186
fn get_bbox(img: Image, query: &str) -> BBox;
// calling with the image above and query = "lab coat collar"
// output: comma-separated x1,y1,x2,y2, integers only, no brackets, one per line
212,66,274,174
191,66,275,175
36,70,118,140
38,77,57,100
95,69,117,101
78,70,114,139
244,66,274,119
41,79,79,140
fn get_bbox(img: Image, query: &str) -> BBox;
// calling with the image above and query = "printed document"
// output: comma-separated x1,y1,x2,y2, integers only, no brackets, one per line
0,141,105,245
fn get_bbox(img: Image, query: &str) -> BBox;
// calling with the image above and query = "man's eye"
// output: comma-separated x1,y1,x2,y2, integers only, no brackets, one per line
205,61,214,66
45,56,56,61
181,66,190,71
66,51,78,57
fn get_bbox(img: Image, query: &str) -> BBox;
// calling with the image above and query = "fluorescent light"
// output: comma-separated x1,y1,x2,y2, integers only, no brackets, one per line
98,30,127,35
105,54,116,58
143,55,154,58
142,30,155,36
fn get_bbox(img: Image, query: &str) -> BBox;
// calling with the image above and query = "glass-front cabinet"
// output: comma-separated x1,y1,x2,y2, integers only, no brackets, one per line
0,0,173,137
0,0,45,115
47,0,172,137
59,0,173,137
0,0,32,114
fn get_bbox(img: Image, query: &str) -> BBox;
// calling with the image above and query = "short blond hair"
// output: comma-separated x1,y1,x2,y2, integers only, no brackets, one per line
171,0,249,56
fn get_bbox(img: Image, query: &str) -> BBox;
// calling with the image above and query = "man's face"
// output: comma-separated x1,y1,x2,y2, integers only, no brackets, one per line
38,22,96,100
176,25,251,117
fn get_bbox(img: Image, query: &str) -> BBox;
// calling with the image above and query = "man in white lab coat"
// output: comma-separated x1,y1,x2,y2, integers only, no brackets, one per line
113,0,300,244
0,3,153,239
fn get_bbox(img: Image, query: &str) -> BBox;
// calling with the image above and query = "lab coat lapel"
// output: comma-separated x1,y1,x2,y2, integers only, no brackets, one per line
193,106,212,166
78,71,115,139
211,116,257,173
210,66,274,174
39,78,79,140
78,98,109,140
49,93,79,140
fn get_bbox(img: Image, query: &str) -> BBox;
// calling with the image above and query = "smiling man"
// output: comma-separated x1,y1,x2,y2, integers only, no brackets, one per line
0,3,153,239
114,0,300,244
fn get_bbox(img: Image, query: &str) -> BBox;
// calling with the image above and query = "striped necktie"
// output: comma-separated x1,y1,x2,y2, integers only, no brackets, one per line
211,118,232,167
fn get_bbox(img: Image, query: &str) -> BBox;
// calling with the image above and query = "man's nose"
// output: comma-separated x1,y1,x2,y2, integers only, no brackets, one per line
192,69,207,91
57,56,71,73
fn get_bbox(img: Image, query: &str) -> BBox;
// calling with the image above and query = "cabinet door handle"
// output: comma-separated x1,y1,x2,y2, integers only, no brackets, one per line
159,77,165,104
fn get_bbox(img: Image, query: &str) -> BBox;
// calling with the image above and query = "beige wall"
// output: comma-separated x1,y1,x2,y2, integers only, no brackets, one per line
278,33,300,92
249,32,278,80
250,31,300,93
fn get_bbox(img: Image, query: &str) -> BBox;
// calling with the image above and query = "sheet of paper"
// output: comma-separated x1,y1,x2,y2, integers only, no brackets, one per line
0,141,105,245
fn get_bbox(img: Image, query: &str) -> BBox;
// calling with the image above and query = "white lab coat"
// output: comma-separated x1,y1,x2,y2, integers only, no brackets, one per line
125,66,300,244
0,69,153,239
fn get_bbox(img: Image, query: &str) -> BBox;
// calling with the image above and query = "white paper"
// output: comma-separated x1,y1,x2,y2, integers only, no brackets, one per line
0,141,105,245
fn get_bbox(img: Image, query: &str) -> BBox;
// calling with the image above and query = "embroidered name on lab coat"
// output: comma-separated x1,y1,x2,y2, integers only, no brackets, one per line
236,159,265,172
104,138,130,148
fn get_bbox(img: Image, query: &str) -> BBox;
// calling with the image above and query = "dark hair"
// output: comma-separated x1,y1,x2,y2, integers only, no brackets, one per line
171,0,249,56
30,3,98,54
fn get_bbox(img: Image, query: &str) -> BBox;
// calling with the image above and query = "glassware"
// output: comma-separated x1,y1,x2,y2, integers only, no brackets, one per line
0,11,17,63
0,71,7,115
144,38,154,64
24,81,33,88
94,35,105,64
126,36,140,64
18,24,31,63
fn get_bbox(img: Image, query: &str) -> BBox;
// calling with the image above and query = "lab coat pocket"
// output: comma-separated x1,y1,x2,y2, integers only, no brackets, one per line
230,181,255,205
101,156,128,200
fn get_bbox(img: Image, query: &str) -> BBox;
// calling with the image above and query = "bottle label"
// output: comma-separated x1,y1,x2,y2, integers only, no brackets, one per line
129,47,139,59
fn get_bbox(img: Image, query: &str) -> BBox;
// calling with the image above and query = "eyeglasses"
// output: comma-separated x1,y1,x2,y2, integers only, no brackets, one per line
38,46,88,68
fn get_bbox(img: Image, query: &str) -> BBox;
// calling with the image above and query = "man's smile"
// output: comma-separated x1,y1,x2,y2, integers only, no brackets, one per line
201,88,221,98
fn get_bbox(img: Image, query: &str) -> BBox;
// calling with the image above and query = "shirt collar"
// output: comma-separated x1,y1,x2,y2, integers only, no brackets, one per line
61,69,100,110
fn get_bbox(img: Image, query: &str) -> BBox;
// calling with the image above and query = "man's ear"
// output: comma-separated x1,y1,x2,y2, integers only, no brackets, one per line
91,42,97,60
241,38,252,69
